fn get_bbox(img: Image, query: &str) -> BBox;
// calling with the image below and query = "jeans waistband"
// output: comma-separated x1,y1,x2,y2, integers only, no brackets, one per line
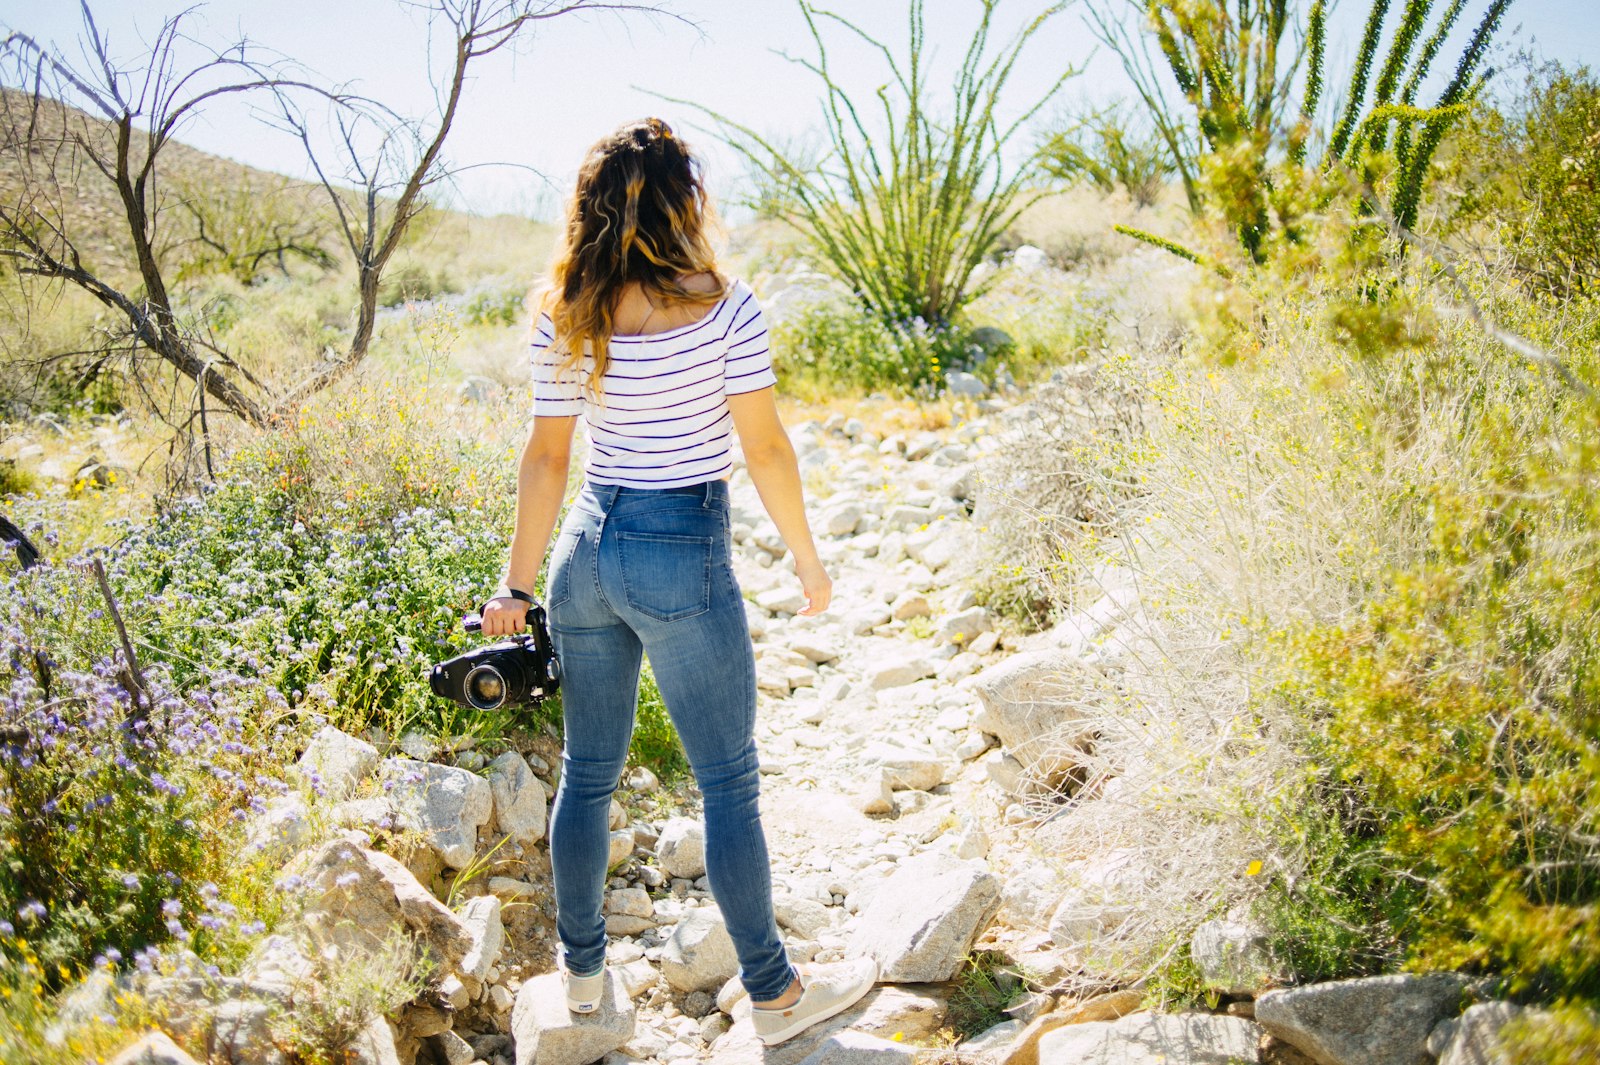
580,477,729,510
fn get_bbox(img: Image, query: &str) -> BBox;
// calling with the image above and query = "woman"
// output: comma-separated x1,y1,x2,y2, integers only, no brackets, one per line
479,117,878,1047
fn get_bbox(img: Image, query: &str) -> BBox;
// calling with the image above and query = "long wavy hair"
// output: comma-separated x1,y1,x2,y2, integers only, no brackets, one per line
538,117,729,398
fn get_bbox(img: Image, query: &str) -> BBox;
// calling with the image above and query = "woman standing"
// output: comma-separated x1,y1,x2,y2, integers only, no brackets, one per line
479,117,878,1047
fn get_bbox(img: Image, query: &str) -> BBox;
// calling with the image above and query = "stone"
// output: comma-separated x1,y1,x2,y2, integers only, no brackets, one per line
971,653,1099,775
207,998,286,1065
511,970,634,1065
1436,1002,1523,1065
606,914,655,935
938,606,993,646
965,1018,1025,1057
775,895,833,939
626,765,661,793
1191,914,1280,995
998,861,1067,929
856,770,896,815
618,958,660,998
605,887,655,919
660,907,740,992
242,934,313,988
487,752,548,847
795,1029,918,1063
384,757,494,870
861,741,945,791
597,829,629,870
919,526,978,574
656,818,707,880
945,371,988,398
1001,988,1148,1065
891,593,932,620
983,749,1025,794
1254,973,1470,1065
109,1031,202,1065
490,877,539,901
1047,849,1146,948
846,852,1002,982
683,990,716,1018
717,975,748,1015
433,1030,475,1065
1036,1012,1262,1064
459,895,504,982
296,726,379,799
825,502,867,536
759,587,809,615
295,838,473,972
490,983,516,1012
350,1016,404,1065
867,655,939,691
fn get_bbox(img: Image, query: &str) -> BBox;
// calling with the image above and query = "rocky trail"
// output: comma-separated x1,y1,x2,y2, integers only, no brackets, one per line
114,384,1524,1065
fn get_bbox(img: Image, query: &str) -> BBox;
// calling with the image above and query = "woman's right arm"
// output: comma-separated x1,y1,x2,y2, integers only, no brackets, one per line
482,415,576,636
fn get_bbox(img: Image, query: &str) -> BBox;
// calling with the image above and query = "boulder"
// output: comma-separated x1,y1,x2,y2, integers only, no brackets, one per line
607,829,634,869
487,751,548,847
999,989,1148,1065
245,796,313,857
971,652,1100,775
1254,973,1470,1065
867,655,939,691
964,1018,1025,1058
775,895,833,939
459,895,504,982
795,1029,918,1064
861,741,945,792
712,985,947,1065
511,970,634,1065
384,758,493,870
660,907,740,992
1436,1001,1523,1065
1047,849,1145,951
296,726,379,799
998,861,1067,929
605,887,655,920
656,818,707,879
1036,1012,1262,1064
847,852,1002,982
295,838,473,973
109,1031,202,1065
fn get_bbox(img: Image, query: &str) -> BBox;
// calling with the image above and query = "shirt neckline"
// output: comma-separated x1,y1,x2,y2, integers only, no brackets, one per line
609,284,736,343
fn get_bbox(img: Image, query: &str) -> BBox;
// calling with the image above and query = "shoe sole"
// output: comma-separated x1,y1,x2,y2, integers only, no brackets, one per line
754,975,877,1046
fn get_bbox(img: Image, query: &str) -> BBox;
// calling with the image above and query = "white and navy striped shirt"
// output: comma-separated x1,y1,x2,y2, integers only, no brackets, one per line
531,277,777,489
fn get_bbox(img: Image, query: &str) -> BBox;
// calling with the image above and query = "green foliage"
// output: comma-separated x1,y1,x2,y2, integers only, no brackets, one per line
770,296,970,393
1443,62,1600,297
1,458,36,496
630,665,689,785
1501,1003,1600,1064
665,0,1075,334
944,950,1028,1040
1040,102,1177,207
272,928,431,1064
0,947,140,1064
172,174,336,286
1093,0,1511,259
106,380,528,740
377,262,460,308
461,286,526,327
1,564,283,980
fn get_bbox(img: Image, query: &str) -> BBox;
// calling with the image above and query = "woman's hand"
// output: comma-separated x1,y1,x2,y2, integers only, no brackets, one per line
481,596,530,637
794,557,832,616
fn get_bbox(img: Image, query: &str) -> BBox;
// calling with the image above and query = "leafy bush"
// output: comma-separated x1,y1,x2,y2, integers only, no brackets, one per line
1,564,283,979
1040,102,1174,207
1443,61,1600,297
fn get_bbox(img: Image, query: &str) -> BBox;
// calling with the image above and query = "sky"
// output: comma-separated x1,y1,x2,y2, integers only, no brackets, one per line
4,0,1597,219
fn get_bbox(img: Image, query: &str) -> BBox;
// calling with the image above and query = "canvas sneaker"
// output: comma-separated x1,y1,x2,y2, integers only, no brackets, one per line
562,961,607,1013
750,956,880,1046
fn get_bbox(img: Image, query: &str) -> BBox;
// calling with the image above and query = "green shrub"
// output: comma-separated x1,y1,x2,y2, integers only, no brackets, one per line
1039,102,1174,208
461,286,525,327
630,665,688,785
1,564,284,981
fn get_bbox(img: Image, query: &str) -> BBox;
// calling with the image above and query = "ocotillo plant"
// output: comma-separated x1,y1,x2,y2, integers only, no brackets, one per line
658,0,1075,341
1092,0,1513,260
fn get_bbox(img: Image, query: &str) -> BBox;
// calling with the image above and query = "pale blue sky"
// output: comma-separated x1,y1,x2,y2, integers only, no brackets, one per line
4,0,1595,217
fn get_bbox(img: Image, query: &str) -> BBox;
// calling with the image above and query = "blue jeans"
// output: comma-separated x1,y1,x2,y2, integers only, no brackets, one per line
543,477,796,1001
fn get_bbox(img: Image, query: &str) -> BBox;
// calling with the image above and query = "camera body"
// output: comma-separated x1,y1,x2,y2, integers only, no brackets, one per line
429,603,561,711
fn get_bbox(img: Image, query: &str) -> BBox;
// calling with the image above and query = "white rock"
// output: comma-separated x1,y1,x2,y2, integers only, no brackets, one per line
605,887,655,919
657,818,707,880
1255,973,1471,1065
296,726,379,799
1191,913,1280,996
861,741,945,792
618,958,660,998
795,1028,918,1063
890,593,932,620
435,1030,475,1065
487,751,548,847
511,970,634,1065
758,588,809,615
607,829,635,869
962,1018,1024,1057
983,749,1025,794
109,1031,202,1065
824,502,867,536
971,652,1099,778
383,758,493,871
775,896,833,939
245,796,312,857
459,895,504,982
660,907,740,993
937,606,992,646
1437,1001,1523,1065
868,655,938,691
846,852,1001,982
1038,1012,1263,1064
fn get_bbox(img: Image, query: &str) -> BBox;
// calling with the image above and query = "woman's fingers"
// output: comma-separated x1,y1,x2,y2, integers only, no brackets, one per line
482,598,528,636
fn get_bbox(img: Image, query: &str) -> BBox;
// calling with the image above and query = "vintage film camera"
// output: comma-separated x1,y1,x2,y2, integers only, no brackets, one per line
430,595,561,711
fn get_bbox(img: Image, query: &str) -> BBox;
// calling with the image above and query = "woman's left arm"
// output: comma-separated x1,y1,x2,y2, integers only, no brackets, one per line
482,415,577,636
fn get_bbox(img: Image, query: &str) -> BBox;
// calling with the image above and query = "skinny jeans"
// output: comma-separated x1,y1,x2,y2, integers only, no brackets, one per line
543,476,796,1001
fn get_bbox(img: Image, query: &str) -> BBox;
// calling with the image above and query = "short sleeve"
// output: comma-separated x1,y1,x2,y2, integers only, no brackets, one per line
723,282,777,395
530,310,583,417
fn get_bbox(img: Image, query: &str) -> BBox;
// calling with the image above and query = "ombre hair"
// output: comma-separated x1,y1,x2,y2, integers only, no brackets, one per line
538,117,728,398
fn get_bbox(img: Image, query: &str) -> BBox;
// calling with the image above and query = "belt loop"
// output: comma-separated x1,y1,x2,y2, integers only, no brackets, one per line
701,480,714,509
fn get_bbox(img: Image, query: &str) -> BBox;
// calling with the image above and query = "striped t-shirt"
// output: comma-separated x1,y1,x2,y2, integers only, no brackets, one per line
530,277,777,489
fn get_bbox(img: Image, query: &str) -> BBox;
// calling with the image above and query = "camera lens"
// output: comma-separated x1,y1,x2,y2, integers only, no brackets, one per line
463,664,508,710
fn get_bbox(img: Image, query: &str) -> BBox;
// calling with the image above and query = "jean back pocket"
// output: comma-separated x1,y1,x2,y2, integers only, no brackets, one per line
617,530,712,622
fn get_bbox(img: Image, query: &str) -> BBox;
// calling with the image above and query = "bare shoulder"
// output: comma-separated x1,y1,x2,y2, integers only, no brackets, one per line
678,271,729,296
